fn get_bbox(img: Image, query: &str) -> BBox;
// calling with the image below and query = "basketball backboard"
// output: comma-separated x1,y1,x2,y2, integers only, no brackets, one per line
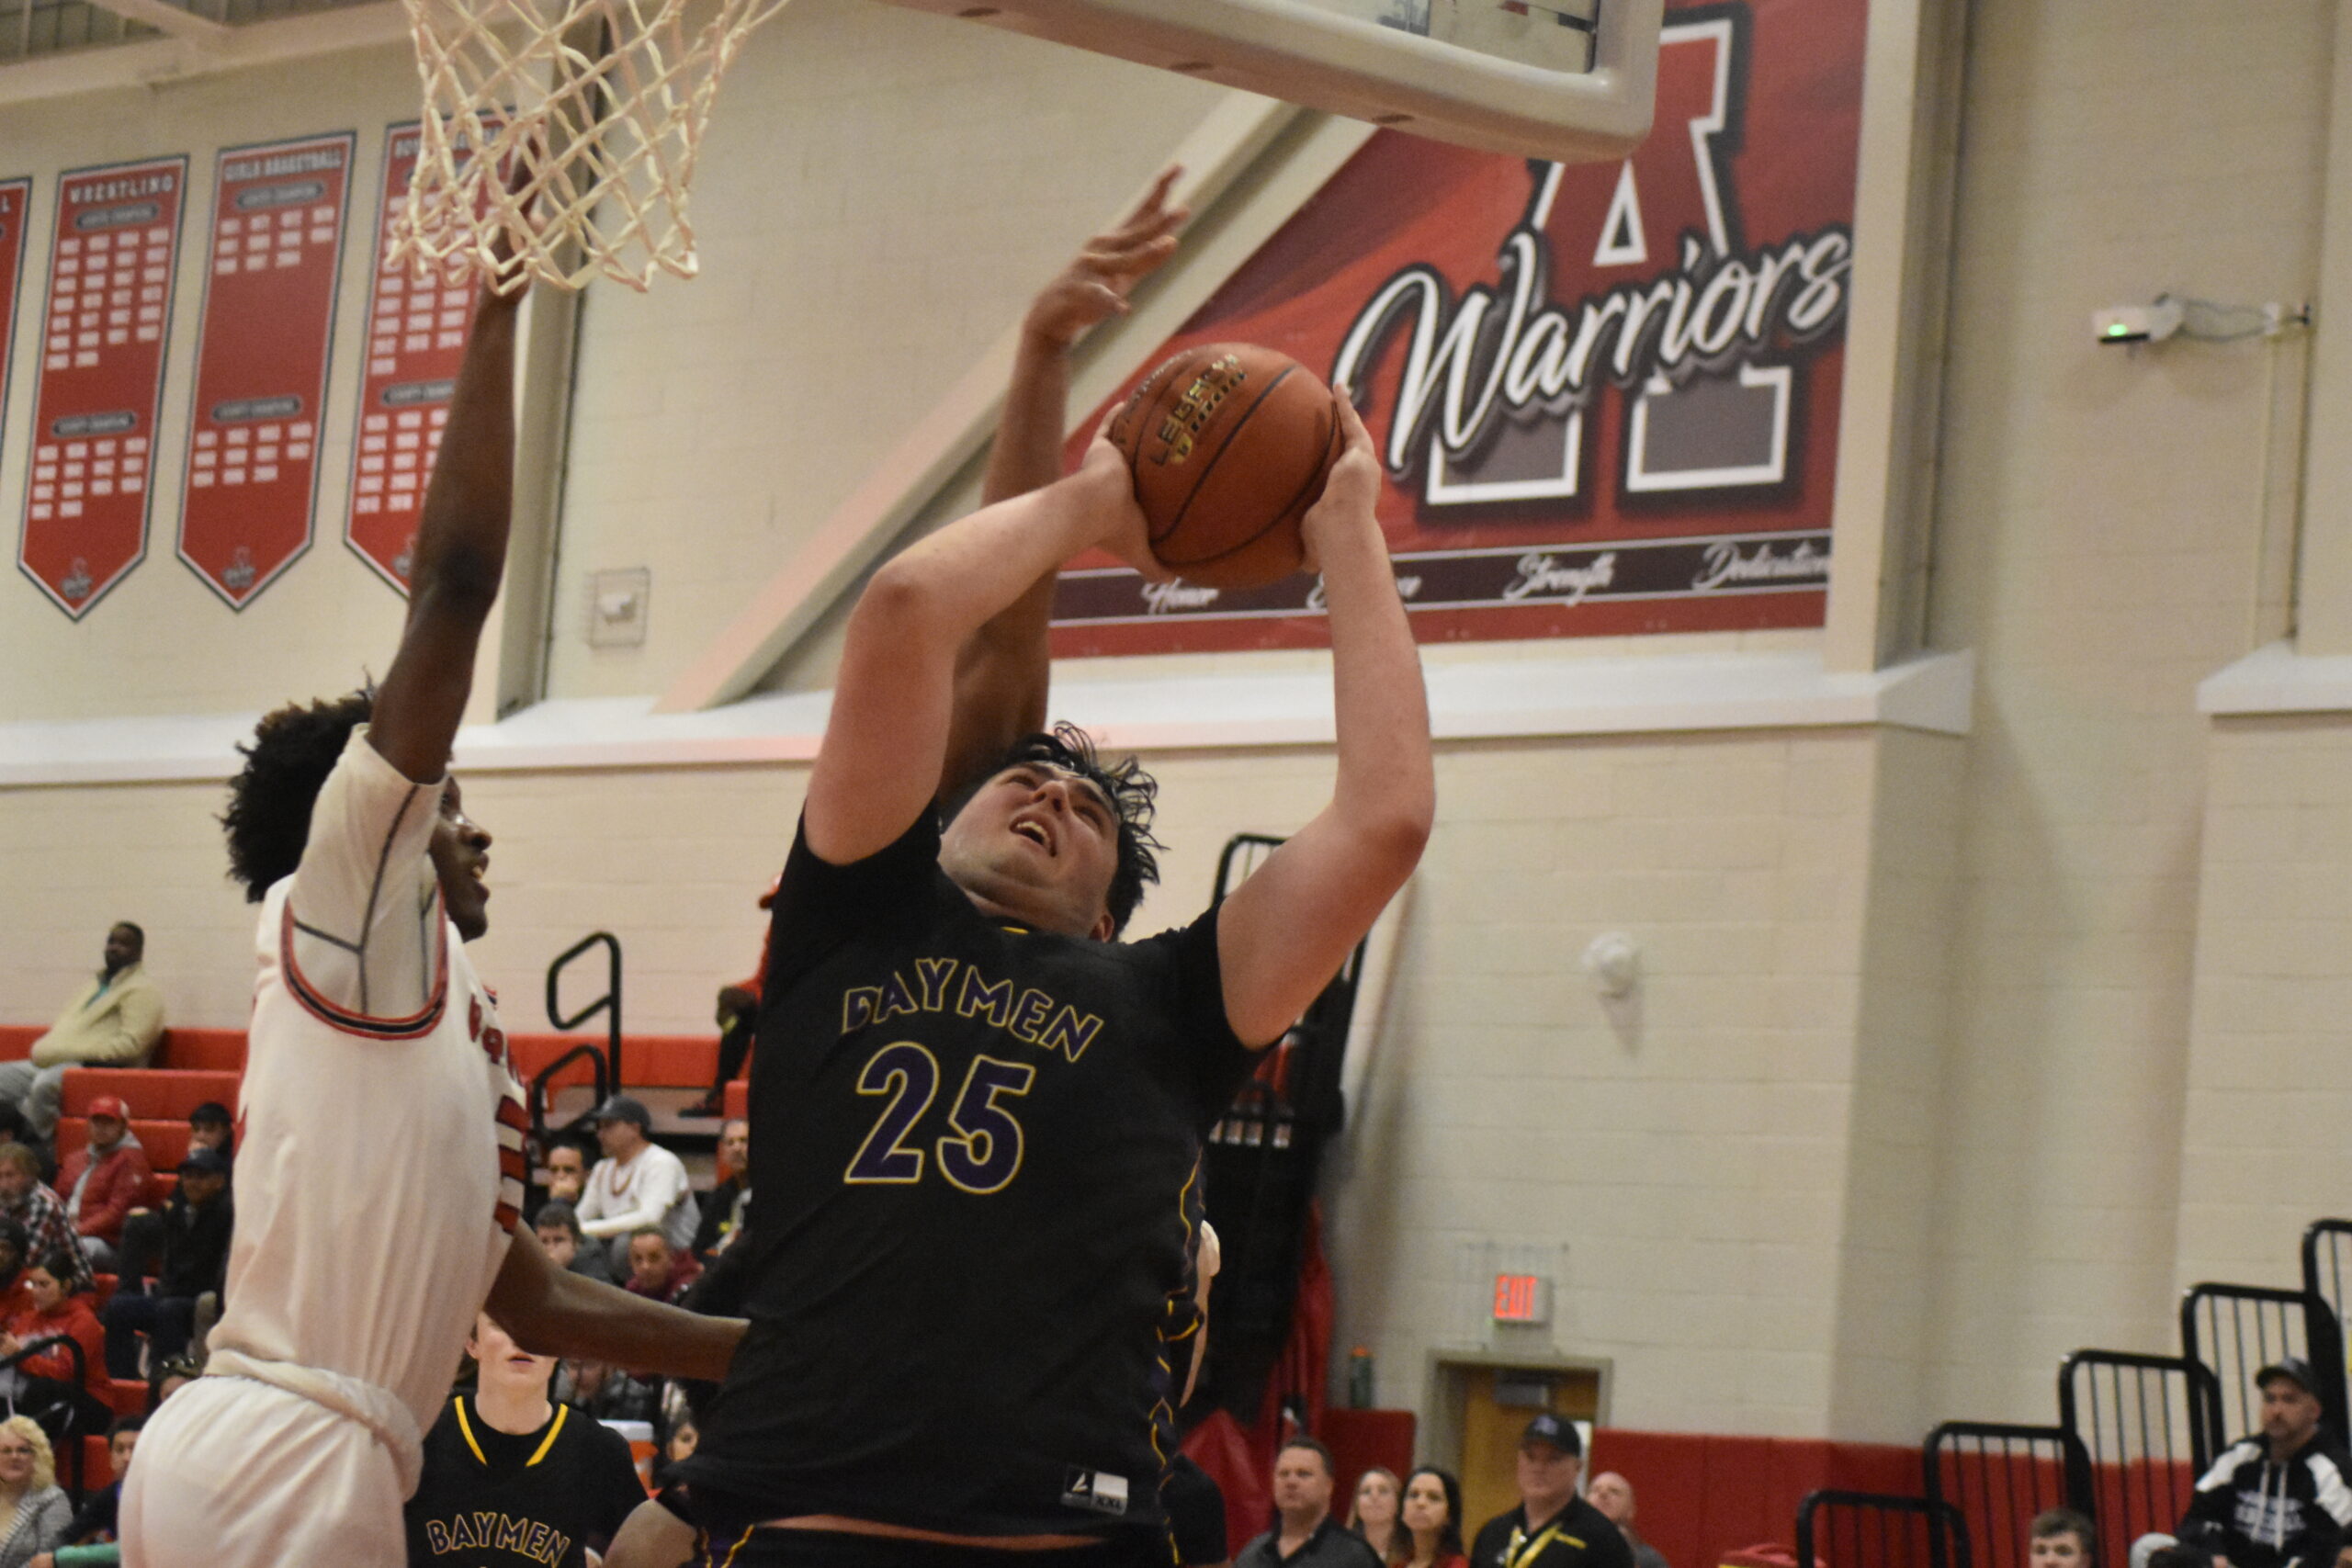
875,0,1663,164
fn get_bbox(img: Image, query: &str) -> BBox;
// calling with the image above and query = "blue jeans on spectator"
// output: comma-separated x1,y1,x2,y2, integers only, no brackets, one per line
103,1291,195,1380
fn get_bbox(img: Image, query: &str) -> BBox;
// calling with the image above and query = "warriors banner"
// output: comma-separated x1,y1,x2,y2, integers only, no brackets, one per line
1052,0,1864,655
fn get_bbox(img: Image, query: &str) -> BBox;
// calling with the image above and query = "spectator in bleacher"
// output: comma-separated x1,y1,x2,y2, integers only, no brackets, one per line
540,1138,589,1209
1238,1438,1385,1568
0,927,164,1145
0,1254,112,1444
653,1416,697,1489
0,1416,70,1568
37,1414,141,1567
692,1119,751,1262
1469,1416,1632,1568
2174,1358,2352,1568
144,1354,198,1412
1587,1473,1668,1568
2031,1507,2097,1568
1397,1467,1467,1568
531,1201,614,1286
184,1104,231,1167
403,1314,646,1568
623,1228,701,1306
684,877,777,1121
684,981,761,1120
575,1097,697,1275
54,1099,152,1274
549,1357,659,1425
100,1147,230,1381
0,1154,87,1298
0,1224,32,1325
1351,1468,1403,1561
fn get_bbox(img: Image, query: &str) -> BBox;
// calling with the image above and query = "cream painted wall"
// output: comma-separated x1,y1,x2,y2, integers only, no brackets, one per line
1918,1,2331,1423
0,43,429,719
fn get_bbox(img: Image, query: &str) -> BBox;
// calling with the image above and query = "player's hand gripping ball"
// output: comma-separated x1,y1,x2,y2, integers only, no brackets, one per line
1106,343,1343,590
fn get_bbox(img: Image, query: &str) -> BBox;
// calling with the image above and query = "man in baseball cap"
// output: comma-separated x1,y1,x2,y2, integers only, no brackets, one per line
576,1096,698,1275
60,1091,155,1270
1469,1416,1633,1568
2175,1357,2352,1568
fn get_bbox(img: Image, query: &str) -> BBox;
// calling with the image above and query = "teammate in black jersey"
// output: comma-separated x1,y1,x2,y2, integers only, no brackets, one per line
682,177,1435,1566
404,1315,646,1568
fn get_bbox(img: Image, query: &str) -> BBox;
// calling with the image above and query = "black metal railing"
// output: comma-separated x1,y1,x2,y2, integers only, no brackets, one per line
2179,1281,2346,1442
1796,1491,1969,1568
2059,1349,2224,1564
526,1042,609,1154
1925,1421,2095,1568
546,931,623,1093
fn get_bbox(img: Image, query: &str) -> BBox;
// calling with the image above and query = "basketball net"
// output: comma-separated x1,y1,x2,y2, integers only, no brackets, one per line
390,0,788,292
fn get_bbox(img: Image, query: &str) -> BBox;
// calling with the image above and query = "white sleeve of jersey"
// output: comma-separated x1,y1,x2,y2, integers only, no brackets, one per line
280,727,448,1028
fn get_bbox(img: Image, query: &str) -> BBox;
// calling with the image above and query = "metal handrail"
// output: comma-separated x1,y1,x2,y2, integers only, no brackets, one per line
526,1042,610,1152
1796,1490,1970,1568
546,931,623,1092
1923,1421,2096,1568
2179,1281,2347,1443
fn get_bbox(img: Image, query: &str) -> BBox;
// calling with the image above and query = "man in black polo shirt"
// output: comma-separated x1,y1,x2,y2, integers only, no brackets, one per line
1471,1416,1633,1568
1237,1438,1384,1568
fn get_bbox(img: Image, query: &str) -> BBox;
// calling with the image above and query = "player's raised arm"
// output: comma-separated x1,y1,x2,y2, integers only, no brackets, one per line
807,443,1158,866
366,238,527,786
937,170,1186,803
1213,395,1433,1046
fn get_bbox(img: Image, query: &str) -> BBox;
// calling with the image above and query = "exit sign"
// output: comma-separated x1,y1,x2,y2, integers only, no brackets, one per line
1492,1272,1551,1325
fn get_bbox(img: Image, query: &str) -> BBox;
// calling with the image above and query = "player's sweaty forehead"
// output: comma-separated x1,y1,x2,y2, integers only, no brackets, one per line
996,761,1116,818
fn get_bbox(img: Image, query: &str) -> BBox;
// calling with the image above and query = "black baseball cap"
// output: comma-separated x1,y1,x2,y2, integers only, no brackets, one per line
2256,1358,2324,1397
1521,1414,1583,1455
593,1096,652,1132
179,1146,230,1177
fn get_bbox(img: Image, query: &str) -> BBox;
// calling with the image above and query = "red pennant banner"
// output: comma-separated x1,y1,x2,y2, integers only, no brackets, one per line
19,154,188,619
1051,0,1863,656
177,131,357,608
0,179,29,467
345,120,499,593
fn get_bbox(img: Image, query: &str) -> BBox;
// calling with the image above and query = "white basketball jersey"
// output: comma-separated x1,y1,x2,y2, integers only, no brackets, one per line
209,729,528,1440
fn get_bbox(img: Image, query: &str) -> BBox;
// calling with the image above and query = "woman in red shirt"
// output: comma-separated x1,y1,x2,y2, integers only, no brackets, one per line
1,1252,110,1442
1398,1468,1470,1568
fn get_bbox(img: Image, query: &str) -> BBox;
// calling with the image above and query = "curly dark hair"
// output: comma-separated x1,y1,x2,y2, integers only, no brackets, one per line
948,722,1162,936
221,689,375,902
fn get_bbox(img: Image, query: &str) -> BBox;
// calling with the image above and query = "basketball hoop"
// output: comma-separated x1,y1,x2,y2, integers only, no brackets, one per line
390,0,789,292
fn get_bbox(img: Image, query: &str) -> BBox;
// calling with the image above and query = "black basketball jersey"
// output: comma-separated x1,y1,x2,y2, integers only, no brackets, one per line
404,1394,646,1568
684,814,1257,1540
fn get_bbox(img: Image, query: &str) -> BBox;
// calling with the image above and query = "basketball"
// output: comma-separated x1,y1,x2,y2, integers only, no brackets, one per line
1107,343,1343,590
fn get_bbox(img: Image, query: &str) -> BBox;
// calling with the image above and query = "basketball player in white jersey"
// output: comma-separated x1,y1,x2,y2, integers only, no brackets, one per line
122,225,743,1567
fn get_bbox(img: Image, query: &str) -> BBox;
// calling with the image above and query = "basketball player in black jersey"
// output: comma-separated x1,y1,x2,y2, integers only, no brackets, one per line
681,182,1436,1564
405,1314,646,1568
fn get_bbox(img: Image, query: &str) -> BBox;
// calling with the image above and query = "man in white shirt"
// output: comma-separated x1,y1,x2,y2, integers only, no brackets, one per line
575,1096,697,1273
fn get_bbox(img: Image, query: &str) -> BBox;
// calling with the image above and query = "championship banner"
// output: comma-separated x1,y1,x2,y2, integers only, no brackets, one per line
1053,0,1863,655
345,119,499,593
0,179,29,471
19,154,188,619
178,132,356,608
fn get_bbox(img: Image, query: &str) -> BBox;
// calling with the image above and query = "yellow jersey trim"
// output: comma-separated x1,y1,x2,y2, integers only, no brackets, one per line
526,1404,568,1467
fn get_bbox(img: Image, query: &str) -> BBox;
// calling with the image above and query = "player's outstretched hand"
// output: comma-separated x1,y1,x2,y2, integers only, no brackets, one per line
1024,166,1188,351
1299,389,1384,577
1079,418,1169,581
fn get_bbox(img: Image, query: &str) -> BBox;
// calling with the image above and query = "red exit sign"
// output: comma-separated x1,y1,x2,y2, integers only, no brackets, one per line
1492,1273,1550,1325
